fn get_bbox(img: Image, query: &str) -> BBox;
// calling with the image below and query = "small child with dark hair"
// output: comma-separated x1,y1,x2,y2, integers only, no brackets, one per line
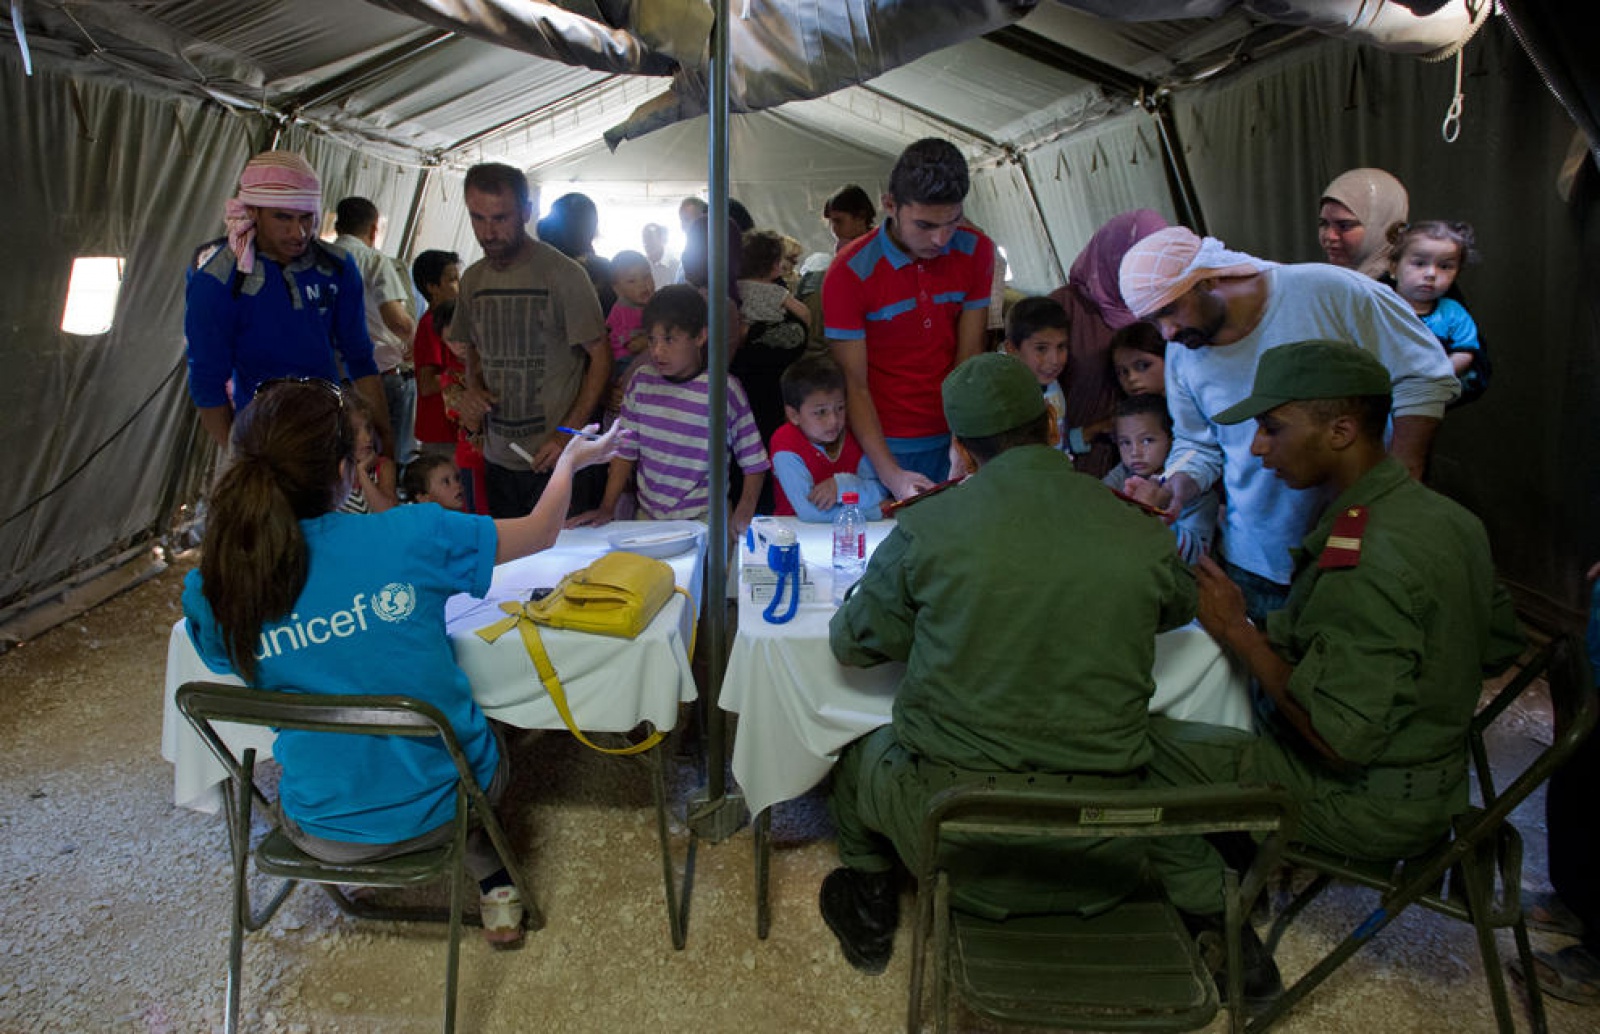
339,389,398,513
400,454,466,511
1102,394,1216,563
769,356,888,521
569,285,771,534
410,248,463,459
1386,220,1488,404
738,229,811,331
1109,321,1167,398
605,249,656,418
1003,296,1070,452
735,229,813,498
606,249,655,365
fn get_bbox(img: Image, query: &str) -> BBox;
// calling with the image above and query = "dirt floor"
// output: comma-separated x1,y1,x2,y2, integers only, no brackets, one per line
0,556,1593,1033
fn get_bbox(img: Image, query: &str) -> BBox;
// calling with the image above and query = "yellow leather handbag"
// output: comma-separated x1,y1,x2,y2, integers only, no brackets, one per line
528,551,679,638
476,551,694,756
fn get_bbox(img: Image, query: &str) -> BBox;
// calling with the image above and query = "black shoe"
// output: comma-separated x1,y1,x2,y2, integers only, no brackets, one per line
1185,912,1283,1008
819,867,900,975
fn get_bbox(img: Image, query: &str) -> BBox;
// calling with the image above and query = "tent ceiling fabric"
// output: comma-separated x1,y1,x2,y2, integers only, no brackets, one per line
5,1,1487,170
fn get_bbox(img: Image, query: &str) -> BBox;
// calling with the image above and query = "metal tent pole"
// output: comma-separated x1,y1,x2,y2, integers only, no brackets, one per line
689,0,744,843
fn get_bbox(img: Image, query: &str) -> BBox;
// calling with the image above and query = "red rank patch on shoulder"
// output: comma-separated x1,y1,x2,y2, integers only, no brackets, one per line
1318,505,1367,569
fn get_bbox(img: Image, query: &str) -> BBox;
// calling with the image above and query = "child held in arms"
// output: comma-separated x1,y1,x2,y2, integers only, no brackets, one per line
604,249,656,416
1386,220,1488,405
1102,394,1216,563
569,285,771,534
769,356,888,521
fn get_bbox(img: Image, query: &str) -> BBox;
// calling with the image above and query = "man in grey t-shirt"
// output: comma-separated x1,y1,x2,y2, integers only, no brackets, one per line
451,164,611,518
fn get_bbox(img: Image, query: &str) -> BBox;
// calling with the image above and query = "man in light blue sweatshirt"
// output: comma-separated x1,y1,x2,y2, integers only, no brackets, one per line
1117,226,1458,622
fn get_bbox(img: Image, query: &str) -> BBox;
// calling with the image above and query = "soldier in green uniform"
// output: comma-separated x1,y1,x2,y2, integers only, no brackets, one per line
1152,339,1523,864
819,352,1204,974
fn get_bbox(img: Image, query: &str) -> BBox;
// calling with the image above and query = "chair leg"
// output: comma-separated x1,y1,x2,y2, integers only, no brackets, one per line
649,741,696,949
1455,854,1519,1034
319,884,454,925
1509,916,1549,1034
442,804,467,1034
1248,888,1408,1033
754,807,772,940
906,876,932,1034
932,874,952,1034
1492,827,1548,1033
1263,872,1332,954
1224,868,1243,1034
470,784,544,934
225,772,252,1034
219,771,296,934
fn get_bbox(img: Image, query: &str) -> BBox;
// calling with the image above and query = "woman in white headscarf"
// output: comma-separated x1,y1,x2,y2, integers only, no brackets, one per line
1317,168,1409,278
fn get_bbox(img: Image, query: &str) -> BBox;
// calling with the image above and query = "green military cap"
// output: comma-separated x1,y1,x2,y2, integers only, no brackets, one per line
1214,339,1393,425
943,352,1048,438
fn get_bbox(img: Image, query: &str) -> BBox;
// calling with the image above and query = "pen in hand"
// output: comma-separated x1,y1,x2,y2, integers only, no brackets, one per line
557,425,602,440
1157,450,1195,486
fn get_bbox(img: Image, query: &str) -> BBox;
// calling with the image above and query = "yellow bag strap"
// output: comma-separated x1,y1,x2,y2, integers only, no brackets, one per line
673,585,697,656
476,591,696,756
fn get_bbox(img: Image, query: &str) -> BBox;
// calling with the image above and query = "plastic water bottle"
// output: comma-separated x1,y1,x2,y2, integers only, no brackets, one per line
832,492,866,605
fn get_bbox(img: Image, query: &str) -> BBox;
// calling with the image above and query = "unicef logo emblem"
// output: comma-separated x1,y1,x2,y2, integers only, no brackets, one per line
371,583,417,623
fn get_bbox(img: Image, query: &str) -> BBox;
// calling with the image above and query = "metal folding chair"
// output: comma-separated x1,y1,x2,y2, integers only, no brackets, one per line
1252,629,1598,1033
176,680,543,1034
907,782,1297,1034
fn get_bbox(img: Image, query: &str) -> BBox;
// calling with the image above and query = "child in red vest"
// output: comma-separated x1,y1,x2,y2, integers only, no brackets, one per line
769,356,888,520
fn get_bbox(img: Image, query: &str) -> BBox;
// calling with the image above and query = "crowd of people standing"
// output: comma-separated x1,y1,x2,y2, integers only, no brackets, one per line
179,139,1596,1008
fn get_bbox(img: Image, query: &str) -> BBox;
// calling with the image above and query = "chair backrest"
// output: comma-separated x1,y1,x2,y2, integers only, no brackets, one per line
1465,630,1598,827
921,782,1295,843
175,680,476,788
917,783,1297,899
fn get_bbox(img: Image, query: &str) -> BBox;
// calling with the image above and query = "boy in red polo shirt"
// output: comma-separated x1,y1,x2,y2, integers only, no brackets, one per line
769,356,888,521
823,138,995,502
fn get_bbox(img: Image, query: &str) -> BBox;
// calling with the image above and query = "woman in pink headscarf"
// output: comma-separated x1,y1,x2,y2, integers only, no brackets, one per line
1048,209,1169,477
1317,168,1409,278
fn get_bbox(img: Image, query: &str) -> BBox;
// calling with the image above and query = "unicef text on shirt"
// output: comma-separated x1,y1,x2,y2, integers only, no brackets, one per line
253,583,417,661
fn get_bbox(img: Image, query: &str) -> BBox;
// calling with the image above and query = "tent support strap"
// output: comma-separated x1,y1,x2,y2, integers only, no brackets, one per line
398,166,432,266
1146,94,1207,235
1015,153,1068,287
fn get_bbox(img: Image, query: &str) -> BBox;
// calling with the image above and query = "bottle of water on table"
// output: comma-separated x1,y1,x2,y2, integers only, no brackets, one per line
832,491,866,605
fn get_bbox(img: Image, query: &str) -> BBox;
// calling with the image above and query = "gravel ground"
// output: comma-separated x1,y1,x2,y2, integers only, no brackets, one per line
0,557,1591,1033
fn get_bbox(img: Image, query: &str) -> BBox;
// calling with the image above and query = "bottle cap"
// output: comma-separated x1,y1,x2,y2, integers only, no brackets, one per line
842,492,860,504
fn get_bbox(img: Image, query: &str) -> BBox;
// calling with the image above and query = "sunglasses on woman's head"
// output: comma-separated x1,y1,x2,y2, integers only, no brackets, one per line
256,376,348,445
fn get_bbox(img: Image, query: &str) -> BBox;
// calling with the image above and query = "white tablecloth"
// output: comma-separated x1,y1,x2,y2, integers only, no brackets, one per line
720,518,1253,817
162,522,707,812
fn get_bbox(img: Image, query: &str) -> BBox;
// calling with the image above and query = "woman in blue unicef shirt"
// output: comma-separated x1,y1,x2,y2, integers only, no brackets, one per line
183,378,621,948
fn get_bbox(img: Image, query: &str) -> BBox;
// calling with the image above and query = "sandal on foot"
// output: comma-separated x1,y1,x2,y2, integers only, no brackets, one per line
1510,946,1600,1006
1524,890,1586,938
480,885,526,951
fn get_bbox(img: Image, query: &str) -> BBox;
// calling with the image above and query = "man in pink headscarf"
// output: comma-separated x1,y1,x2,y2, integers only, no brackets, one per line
185,150,389,449
1117,225,1458,622
1048,209,1169,477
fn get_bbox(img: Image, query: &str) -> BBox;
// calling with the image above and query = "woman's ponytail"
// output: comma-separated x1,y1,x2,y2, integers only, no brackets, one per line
199,380,350,681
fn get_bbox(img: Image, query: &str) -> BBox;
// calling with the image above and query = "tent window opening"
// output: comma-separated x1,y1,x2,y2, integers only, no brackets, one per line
538,187,686,270
61,257,125,336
